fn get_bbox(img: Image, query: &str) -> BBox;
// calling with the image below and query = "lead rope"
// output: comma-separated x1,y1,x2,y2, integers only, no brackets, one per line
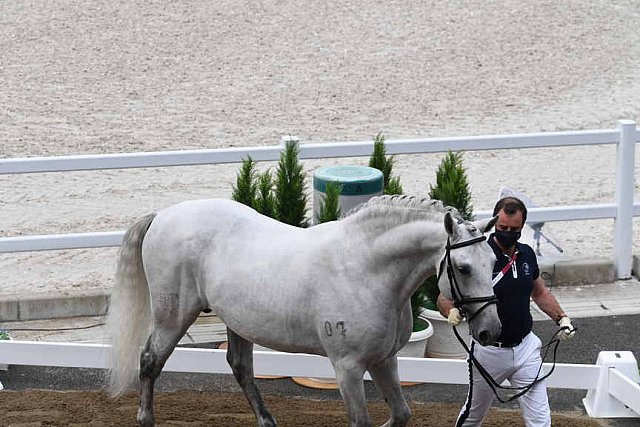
455,340,476,427
453,325,569,403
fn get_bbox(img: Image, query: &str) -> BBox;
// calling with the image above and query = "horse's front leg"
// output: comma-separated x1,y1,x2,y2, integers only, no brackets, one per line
368,355,411,427
333,358,372,427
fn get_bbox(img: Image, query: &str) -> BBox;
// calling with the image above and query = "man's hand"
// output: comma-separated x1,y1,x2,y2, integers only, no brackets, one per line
558,316,576,340
448,307,462,326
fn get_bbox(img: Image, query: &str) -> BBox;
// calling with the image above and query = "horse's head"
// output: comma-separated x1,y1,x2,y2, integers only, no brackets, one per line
437,211,501,346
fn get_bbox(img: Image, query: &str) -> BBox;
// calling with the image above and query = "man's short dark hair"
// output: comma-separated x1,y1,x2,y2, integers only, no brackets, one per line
492,196,527,226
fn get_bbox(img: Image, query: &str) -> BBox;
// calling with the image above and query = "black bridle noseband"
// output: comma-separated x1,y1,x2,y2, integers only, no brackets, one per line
437,235,497,322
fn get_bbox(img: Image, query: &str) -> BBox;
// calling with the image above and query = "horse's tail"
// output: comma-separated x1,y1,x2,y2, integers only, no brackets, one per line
107,213,156,398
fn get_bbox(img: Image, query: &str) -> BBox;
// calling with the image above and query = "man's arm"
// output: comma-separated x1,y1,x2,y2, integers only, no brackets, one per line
437,294,462,326
531,276,576,340
530,276,566,322
436,293,453,317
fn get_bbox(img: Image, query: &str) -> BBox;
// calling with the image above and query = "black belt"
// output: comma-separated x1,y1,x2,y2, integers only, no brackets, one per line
492,338,523,348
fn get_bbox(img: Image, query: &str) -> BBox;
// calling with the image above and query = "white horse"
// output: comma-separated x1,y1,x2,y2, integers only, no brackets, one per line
107,195,500,427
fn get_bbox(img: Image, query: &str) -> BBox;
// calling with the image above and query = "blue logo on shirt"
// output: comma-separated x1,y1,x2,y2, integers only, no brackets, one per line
523,262,531,278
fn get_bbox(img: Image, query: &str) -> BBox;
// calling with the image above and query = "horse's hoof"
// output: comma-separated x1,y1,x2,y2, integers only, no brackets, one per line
138,419,154,427
259,414,277,427
137,409,154,427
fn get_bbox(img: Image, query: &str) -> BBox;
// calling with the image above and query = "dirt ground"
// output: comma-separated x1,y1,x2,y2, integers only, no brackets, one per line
0,389,602,427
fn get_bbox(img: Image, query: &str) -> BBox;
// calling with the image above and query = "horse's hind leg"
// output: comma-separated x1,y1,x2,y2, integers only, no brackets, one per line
226,328,277,427
138,302,201,427
368,356,411,427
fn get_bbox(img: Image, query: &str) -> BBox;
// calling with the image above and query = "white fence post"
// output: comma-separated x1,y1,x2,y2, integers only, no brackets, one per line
280,134,300,147
583,351,640,417
613,120,637,279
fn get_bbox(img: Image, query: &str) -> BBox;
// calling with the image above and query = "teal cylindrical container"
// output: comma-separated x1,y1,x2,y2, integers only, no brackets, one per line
313,165,384,221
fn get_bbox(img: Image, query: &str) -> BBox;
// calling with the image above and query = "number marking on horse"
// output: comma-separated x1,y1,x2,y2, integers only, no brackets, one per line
324,321,347,337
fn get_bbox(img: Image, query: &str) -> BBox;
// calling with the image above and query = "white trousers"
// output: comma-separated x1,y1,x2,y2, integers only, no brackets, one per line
456,332,550,427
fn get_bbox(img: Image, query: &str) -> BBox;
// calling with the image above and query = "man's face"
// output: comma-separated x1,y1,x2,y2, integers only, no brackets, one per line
495,208,524,232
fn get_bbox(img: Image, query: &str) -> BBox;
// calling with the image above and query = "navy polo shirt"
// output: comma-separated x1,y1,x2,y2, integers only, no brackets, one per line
488,234,540,344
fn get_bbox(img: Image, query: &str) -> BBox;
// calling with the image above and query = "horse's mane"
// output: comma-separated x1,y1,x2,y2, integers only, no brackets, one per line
343,194,462,225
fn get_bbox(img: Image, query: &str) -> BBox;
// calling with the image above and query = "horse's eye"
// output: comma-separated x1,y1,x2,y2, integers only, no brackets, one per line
458,265,471,275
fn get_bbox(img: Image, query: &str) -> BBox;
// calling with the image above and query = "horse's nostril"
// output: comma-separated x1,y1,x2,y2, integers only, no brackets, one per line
478,330,492,346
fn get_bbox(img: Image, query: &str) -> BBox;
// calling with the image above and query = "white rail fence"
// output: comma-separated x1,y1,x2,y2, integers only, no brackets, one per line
1,121,639,417
1,120,638,277
0,341,638,418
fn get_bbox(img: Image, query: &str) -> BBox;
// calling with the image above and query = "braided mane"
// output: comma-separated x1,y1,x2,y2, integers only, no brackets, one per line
343,194,462,226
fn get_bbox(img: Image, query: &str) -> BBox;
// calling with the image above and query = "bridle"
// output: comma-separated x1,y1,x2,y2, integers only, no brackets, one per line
437,234,497,322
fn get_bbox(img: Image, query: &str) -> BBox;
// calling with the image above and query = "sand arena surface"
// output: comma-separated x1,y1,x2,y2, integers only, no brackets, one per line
0,389,603,426
1,0,640,297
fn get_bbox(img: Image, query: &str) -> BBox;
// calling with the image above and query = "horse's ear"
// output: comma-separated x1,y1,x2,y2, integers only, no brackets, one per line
472,215,499,233
444,211,459,239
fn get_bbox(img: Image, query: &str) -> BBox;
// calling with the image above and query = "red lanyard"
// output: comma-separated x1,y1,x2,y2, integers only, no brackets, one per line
492,252,518,286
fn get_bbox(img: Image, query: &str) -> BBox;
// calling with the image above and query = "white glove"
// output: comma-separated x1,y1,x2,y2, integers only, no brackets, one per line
558,316,576,340
448,307,462,326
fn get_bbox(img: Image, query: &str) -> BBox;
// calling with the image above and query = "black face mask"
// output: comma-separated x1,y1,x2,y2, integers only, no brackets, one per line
495,229,521,248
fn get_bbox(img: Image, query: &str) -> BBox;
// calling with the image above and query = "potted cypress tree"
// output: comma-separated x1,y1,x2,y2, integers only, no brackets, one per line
229,142,308,377
275,140,308,228
315,181,342,224
295,135,432,390
368,133,433,360
421,150,474,358
255,170,276,219
231,140,308,223
231,141,308,222
231,156,258,208
369,132,403,196
369,133,429,327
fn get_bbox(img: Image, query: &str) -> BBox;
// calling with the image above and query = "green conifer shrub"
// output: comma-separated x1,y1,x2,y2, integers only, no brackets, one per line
429,151,474,221
315,182,342,224
368,132,403,195
368,133,431,330
255,170,276,218
275,140,308,227
231,157,258,208
231,141,309,228
424,150,474,307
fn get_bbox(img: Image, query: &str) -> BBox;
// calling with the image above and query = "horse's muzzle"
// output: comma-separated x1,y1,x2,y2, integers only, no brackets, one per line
469,305,501,346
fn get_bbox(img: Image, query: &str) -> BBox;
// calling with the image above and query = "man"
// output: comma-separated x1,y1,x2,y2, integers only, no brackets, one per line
438,196,575,427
